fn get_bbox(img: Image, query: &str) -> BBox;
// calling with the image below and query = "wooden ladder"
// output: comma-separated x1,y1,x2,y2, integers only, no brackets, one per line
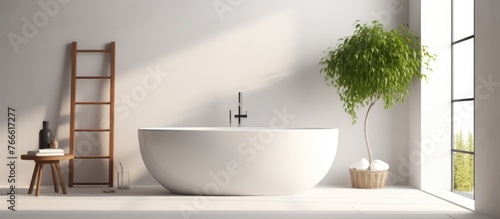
69,41,115,187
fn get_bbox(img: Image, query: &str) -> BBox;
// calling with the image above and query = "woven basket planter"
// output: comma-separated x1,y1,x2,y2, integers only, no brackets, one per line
349,169,388,189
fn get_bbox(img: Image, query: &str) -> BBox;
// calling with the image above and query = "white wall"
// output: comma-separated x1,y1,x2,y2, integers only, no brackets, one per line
408,0,451,192
408,0,422,189
475,1,500,218
0,0,410,187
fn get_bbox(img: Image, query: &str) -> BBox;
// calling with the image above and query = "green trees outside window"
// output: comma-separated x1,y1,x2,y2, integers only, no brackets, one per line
453,130,474,192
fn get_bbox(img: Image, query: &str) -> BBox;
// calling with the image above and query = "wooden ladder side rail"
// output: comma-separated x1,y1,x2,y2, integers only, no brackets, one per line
109,41,115,188
69,41,115,187
69,42,77,187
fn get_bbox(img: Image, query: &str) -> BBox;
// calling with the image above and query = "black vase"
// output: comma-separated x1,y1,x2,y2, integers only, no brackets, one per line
39,121,52,149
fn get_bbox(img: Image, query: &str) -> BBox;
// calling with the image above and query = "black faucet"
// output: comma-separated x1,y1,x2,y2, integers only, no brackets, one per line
234,92,247,127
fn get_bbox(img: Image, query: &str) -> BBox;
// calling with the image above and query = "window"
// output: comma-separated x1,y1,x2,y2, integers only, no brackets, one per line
451,0,474,199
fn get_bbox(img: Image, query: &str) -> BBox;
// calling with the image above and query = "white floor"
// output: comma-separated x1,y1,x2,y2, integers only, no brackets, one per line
0,185,492,219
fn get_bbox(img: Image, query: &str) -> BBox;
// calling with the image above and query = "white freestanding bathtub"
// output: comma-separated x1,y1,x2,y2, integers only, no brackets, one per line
138,127,338,195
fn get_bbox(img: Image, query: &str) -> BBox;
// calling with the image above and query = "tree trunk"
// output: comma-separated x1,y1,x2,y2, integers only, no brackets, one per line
364,99,377,169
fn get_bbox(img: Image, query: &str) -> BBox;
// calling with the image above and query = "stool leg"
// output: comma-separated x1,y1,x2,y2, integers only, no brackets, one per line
55,162,67,194
35,163,44,196
28,163,40,194
50,162,59,193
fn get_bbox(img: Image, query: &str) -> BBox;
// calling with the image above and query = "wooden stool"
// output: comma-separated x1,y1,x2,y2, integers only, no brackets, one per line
21,154,74,196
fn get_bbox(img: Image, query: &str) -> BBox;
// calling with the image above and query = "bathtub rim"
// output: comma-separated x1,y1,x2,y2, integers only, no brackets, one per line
138,127,338,131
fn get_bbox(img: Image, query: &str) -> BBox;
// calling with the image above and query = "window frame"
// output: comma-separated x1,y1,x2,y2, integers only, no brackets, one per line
451,0,475,199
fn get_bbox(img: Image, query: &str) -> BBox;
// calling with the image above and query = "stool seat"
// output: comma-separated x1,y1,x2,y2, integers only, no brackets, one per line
21,154,74,196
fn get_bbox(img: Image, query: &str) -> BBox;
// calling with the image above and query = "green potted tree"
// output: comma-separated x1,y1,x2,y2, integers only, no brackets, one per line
319,20,436,189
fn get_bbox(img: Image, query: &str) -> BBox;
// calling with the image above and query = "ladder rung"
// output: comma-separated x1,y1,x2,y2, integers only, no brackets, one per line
77,49,111,53
75,156,110,159
76,76,111,79
73,182,110,185
75,129,110,132
75,101,110,105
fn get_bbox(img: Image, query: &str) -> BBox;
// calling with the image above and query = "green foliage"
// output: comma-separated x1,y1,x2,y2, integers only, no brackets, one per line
319,20,436,124
454,130,474,192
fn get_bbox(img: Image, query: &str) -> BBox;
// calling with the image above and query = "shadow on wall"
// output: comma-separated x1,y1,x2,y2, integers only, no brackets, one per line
47,1,338,186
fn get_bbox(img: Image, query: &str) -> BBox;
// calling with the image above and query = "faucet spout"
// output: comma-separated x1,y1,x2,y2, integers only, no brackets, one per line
234,92,248,127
